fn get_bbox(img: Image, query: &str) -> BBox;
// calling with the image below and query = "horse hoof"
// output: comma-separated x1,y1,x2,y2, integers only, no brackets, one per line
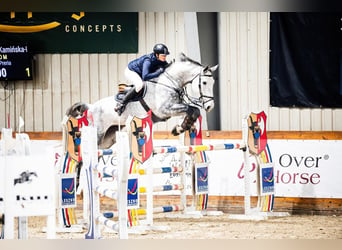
172,125,184,136
171,128,180,136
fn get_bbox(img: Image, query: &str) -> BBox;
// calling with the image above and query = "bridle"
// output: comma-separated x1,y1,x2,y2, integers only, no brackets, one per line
152,65,215,109
183,67,215,109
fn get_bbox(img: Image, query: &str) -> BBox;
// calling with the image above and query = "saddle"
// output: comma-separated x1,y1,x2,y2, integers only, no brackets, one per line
114,83,146,103
114,82,168,123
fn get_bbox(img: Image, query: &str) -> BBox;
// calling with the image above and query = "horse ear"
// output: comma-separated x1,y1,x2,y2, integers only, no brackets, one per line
210,64,218,72
179,52,187,62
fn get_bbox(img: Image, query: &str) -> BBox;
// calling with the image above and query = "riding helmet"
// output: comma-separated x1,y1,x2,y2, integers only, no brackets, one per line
153,43,170,55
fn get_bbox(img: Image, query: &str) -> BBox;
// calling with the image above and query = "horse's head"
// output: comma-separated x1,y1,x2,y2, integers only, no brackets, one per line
191,64,218,112
177,53,218,112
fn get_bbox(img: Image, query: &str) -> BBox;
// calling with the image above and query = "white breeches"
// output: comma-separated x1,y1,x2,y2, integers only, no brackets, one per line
124,67,144,92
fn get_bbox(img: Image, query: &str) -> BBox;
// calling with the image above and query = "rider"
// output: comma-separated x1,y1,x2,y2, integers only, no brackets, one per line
114,43,170,115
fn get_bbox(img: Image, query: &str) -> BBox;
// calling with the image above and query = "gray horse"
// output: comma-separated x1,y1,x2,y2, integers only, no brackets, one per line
65,53,218,149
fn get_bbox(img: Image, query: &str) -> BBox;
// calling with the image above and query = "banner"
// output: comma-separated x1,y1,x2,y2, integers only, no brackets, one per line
0,12,138,53
270,13,342,108
28,139,342,199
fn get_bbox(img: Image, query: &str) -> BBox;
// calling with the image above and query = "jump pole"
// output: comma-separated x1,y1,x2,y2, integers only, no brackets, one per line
82,125,130,239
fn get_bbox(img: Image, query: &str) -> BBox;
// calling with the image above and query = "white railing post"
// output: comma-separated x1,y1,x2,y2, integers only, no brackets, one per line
242,114,251,215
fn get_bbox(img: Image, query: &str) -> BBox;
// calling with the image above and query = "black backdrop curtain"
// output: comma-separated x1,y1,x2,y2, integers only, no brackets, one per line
270,13,342,108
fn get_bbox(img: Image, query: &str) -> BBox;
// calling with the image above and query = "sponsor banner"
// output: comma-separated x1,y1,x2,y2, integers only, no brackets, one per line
205,139,342,198
27,139,342,198
260,163,275,195
268,140,341,198
195,163,209,195
0,12,138,53
127,175,139,209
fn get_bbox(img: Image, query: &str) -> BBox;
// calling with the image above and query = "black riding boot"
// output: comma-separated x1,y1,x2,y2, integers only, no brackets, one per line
114,88,138,115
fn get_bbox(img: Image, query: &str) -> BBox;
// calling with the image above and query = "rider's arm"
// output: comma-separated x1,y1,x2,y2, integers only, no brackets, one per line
141,60,164,81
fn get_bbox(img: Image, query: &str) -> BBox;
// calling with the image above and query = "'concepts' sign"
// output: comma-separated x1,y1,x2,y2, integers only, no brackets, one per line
0,12,138,53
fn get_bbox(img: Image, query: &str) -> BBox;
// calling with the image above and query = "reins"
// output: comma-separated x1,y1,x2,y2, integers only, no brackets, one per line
153,68,214,109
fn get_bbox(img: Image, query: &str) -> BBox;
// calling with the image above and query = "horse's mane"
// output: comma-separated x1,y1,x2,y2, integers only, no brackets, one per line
179,52,203,67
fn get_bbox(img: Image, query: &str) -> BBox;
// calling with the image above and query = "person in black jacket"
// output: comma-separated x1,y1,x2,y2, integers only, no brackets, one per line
115,43,170,115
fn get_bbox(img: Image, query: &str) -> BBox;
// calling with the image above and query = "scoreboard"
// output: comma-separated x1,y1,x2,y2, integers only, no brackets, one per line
0,45,33,81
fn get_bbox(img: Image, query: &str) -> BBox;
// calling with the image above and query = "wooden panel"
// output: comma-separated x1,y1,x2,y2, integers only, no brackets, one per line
80,54,90,103
14,83,24,130
42,54,53,131
0,86,5,129
13,130,342,141
258,13,270,113
322,109,333,130
117,54,128,84
289,108,300,131
89,54,99,103
61,54,71,122
311,109,322,131
70,54,81,104
269,107,280,130
228,13,239,130
155,12,166,44
333,110,342,130
108,54,119,95
247,12,259,112
237,13,248,125
279,108,290,130
175,12,186,53
218,13,229,130
51,54,62,131
138,12,147,53
300,109,312,130
24,83,34,131
33,54,44,131
98,54,109,99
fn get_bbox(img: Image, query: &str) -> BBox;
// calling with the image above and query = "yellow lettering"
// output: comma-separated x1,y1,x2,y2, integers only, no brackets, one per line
10,12,33,19
71,12,85,21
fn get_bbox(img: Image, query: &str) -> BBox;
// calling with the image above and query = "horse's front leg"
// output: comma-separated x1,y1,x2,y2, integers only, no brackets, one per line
171,105,200,136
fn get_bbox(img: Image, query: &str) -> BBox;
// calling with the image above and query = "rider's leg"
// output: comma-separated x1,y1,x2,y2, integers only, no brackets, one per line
115,68,143,115
114,87,138,114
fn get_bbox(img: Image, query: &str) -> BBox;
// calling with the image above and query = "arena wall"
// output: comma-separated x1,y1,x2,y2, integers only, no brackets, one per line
1,130,341,215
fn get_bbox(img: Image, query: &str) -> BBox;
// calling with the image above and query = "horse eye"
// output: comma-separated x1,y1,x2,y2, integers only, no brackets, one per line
202,81,207,85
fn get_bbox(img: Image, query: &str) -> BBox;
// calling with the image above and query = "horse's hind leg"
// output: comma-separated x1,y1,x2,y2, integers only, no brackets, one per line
172,106,200,136
98,125,125,149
